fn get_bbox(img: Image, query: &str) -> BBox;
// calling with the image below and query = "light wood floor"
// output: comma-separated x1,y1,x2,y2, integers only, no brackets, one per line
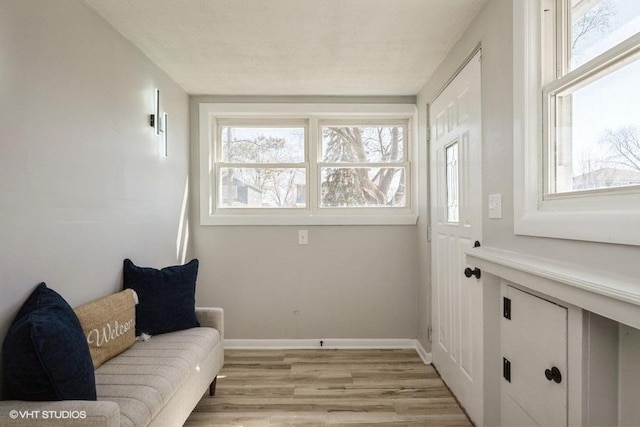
184,349,472,426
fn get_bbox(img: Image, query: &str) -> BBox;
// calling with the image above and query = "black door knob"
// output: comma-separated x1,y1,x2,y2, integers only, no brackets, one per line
545,366,562,383
464,267,481,279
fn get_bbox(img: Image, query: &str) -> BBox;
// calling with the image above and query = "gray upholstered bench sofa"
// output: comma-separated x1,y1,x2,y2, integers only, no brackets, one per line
0,307,224,427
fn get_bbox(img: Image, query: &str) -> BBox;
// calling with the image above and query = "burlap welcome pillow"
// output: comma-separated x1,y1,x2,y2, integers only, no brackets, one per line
74,289,137,368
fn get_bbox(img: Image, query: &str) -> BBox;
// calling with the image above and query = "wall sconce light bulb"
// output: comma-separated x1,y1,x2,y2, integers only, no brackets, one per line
158,114,164,133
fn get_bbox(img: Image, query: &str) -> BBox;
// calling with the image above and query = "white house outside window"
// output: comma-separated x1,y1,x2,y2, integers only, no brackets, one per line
199,104,417,226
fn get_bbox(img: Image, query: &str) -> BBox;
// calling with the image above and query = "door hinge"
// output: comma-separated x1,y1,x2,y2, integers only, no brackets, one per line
503,297,511,320
427,225,432,242
427,326,433,343
503,357,511,382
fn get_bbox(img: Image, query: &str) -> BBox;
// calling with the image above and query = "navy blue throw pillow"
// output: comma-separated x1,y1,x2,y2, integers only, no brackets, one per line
123,259,199,336
2,283,97,401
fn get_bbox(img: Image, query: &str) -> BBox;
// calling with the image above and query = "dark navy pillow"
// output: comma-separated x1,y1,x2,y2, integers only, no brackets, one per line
123,259,199,336
2,283,97,401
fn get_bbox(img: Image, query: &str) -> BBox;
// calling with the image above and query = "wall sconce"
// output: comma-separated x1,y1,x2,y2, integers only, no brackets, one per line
150,88,168,157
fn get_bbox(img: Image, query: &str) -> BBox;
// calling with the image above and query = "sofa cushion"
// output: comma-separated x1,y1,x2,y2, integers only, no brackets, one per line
2,283,97,401
95,327,220,427
75,289,137,368
123,259,199,336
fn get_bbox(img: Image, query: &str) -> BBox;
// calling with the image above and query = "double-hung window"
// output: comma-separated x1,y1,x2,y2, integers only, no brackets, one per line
199,104,417,225
514,0,640,245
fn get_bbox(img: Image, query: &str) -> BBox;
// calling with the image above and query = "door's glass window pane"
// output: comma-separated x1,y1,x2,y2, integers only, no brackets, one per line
446,143,459,222
221,127,304,163
571,0,640,69
320,167,406,207
219,168,306,208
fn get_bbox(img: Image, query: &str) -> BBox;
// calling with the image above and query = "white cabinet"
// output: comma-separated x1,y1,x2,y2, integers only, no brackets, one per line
466,247,640,427
501,284,568,426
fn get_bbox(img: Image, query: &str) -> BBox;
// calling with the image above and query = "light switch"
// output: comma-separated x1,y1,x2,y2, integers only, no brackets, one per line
298,230,308,245
488,194,502,219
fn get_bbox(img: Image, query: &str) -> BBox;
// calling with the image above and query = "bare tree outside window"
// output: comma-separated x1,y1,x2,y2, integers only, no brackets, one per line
572,0,615,53
551,0,640,193
601,126,640,171
320,126,406,207
219,126,306,208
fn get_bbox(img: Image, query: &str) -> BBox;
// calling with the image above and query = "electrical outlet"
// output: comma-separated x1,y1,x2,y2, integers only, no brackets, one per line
298,230,308,245
488,194,502,219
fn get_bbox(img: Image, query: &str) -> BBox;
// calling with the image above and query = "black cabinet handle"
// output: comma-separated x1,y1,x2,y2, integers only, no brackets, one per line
464,267,481,279
545,367,562,384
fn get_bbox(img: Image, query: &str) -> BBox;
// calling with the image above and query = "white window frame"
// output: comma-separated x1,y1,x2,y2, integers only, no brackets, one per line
513,0,640,246
199,103,418,226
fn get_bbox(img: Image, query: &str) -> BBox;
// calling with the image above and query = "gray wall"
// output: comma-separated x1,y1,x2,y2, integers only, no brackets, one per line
189,96,419,340
0,0,190,396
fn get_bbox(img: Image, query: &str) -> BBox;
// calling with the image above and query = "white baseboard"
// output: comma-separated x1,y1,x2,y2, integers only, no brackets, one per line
224,338,433,365
415,339,432,364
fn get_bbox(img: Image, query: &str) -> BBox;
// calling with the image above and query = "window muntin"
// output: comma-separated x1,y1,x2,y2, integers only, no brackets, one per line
543,0,640,197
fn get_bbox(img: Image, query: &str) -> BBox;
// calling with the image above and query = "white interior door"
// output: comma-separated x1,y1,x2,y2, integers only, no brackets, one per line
429,51,483,425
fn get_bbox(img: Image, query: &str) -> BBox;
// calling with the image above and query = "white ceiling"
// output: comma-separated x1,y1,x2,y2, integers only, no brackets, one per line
83,0,487,96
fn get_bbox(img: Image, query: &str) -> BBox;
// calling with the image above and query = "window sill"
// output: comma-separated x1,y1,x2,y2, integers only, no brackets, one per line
200,213,419,226
514,208,640,246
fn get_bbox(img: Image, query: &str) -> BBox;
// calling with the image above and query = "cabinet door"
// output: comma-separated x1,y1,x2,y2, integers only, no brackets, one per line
501,285,568,426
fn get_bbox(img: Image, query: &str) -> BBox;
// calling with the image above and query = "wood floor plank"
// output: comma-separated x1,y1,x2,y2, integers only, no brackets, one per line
185,349,472,426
